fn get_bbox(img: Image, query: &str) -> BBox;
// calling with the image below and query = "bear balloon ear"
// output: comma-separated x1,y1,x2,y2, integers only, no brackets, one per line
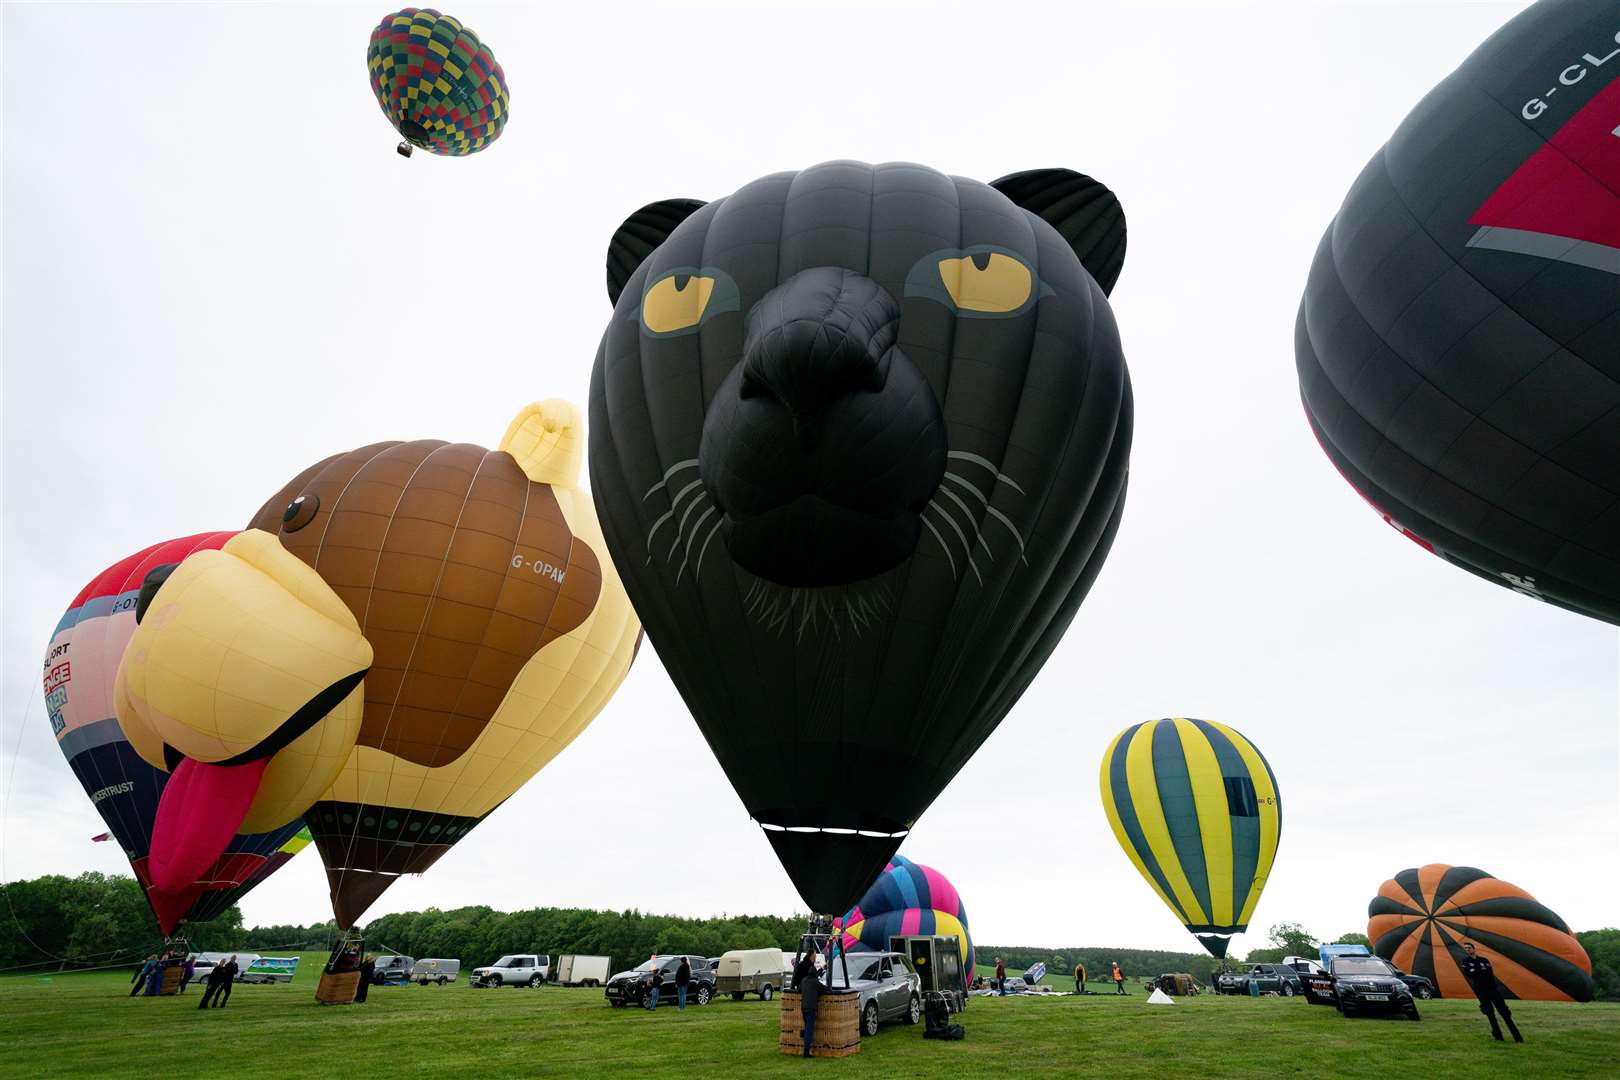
607,198,708,306
990,169,1126,296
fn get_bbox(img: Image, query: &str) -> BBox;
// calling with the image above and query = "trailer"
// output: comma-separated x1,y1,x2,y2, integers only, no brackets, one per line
240,956,300,984
556,955,611,987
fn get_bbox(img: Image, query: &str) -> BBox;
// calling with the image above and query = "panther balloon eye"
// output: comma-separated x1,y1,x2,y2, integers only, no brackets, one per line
939,252,1032,313
905,246,1042,317
282,494,319,532
639,269,739,336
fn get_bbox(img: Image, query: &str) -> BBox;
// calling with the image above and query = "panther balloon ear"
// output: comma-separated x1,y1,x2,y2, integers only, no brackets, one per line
607,198,708,306
990,169,1126,296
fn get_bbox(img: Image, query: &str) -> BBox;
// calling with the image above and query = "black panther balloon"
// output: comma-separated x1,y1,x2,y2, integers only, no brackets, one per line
1297,0,1620,625
590,161,1132,913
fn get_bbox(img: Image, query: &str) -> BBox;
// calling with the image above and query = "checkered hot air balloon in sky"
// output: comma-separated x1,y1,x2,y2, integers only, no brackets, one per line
367,8,509,158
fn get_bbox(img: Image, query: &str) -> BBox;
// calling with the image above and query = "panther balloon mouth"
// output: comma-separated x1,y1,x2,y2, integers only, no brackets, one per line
720,496,923,588
147,668,366,895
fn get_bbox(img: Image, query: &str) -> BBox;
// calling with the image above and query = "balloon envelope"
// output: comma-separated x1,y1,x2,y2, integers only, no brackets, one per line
839,854,974,982
590,160,1133,913
245,402,640,926
1368,863,1594,1001
1296,0,1620,624
44,533,311,935
366,7,509,156
1099,718,1280,958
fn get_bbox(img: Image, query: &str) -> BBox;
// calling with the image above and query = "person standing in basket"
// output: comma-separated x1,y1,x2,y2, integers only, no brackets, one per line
675,956,691,1010
793,948,821,1057
1460,942,1523,1043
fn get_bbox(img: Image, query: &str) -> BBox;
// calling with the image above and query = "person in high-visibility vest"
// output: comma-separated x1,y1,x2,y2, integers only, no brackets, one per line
1074,962,1086,994
1111,962,1125,994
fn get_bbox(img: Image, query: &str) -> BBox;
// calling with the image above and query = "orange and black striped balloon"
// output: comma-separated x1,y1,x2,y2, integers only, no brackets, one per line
1368,864,1593,1002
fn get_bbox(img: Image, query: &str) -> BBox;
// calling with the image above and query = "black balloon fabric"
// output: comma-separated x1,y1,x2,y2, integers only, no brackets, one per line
589,161,1133,913
1297,0,1620,625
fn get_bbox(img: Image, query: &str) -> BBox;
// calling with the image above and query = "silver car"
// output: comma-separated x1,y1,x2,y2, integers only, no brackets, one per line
833,952,922,1036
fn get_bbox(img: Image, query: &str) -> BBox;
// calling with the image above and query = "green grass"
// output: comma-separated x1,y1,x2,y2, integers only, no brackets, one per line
5,952,1617,1079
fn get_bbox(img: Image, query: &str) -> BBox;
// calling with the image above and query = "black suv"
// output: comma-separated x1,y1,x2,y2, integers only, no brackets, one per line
604,955,715,1008
1217,963,1304,996
1328,956,1421,1020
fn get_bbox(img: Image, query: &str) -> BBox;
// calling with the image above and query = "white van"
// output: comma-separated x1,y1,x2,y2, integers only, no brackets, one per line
411,958,461,985
716,948,789,1001
556,955,611,987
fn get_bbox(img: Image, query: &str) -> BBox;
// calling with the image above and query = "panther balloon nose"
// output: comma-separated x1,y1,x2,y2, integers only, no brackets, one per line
701,267,946,587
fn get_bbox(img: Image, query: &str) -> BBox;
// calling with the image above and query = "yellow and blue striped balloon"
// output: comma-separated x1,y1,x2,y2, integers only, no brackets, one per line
1099,718,1280,958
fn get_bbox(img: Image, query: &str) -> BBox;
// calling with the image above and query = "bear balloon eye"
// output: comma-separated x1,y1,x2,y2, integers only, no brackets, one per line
638,267,740,337
905,246,1044,317
282,494,319,532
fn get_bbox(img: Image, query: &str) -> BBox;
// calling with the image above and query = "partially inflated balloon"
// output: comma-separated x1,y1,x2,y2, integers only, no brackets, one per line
244,401,640,926
1100,719,1280,958
44,534,315,934
590,161,1132,913
840,855,974,982
1368,864,1594,1001
367,8,508,157
1296,0,1620,624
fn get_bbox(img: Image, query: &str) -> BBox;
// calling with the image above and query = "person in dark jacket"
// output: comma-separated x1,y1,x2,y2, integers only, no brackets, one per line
131,956,156,997
1074,962,1086,994
198,960,226,1009
355,954,376,1003
179,956,197,994
792,950,821,1057
995,957,1007,995
212,956,239,1008
144,953,166,996
1460,942,1522,1043
675,956,692,1010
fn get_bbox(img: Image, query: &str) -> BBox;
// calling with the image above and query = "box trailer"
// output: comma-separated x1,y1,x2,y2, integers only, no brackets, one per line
715,948,789,1001
556,955,611,987
240,956,300,984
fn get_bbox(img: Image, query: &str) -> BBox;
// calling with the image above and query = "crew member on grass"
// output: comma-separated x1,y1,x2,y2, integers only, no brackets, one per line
792,948,821,1057
1460,942,1523,1043
1074,961,1086,995
644,954,661,1010
675,956,691,1010
1112,961,1125,994
131,956,156,998
995,957,1007,996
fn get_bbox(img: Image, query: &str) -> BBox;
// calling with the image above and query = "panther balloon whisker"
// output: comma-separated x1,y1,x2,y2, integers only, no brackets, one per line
946,450,1025,495
642,459,700,502
942,472,1028,563
926,500,982,584
918,513,958,580
674,506,717,584
936,484,992,560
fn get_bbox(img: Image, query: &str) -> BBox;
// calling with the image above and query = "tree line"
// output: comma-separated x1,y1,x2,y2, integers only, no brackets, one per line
3,873,1616,1001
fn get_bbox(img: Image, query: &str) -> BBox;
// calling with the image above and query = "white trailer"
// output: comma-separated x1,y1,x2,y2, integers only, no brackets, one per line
556,955,611,987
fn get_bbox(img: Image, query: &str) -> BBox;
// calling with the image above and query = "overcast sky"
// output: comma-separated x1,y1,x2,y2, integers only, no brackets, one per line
3,1,1616,958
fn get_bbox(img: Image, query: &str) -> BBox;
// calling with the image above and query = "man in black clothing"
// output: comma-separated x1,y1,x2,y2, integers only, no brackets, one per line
1460,942,1522,1042
355,954,376,1003
198,960,225,1009
212,956,239,1008
792,951,821,1057
675,956,692,1009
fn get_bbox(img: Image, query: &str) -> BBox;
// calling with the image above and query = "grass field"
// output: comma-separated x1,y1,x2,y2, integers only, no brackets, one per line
6,953,1617,1079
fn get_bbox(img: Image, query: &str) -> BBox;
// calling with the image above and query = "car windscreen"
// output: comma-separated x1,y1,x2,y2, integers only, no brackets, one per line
1333,959,1392,976
634,959,663,972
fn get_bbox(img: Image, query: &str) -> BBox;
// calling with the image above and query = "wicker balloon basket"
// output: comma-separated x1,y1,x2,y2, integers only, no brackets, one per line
158,966,183,995
779,990,860,1057
315,970,361,1005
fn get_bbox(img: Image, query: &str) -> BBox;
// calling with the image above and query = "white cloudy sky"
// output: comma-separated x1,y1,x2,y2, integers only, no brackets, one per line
3,1,1616,957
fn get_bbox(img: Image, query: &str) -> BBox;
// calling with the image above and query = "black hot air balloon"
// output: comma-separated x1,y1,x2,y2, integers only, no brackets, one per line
1296,0,1620,625
590,161,1132,913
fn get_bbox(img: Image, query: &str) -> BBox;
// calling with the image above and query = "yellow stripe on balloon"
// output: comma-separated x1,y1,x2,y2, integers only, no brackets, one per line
1211,720,1279,925
1125,724,1208,926
1175,718,1234,929
1099,728,1181,919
